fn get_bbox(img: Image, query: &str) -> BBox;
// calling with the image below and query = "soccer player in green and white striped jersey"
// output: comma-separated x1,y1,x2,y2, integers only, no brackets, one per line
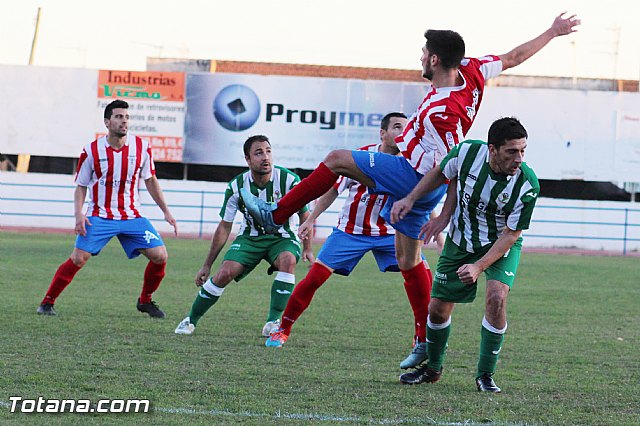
391,117,539,392
175,135,314,337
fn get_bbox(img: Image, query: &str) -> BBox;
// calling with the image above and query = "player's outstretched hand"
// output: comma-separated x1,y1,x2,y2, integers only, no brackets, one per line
551,12,580,37
390,197,414,224
75,214,91,236
298,219,314,240
419,212,448,243
165,211,178,236
302,248,316,265
195,266,210,287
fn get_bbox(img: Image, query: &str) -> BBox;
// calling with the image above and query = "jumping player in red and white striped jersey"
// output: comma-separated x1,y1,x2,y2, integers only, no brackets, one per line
244,13,580,368
265,113,408,348
37,99,178,318
396,54,502,176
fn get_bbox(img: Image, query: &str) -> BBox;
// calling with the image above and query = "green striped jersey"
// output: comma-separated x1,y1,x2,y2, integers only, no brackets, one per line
220,165,308,238
440,140,539,253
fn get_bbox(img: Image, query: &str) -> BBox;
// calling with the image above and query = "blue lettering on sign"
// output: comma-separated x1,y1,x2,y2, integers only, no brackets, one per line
265,103,383,130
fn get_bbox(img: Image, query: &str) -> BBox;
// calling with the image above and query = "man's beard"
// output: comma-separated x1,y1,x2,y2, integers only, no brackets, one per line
253,167,271,176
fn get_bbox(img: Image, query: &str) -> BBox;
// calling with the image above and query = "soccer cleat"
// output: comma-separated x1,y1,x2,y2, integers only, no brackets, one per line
239,188,281,234
399,364,443,385
476,373,502,393
36,303,56,316
174,317,195,335
262,319,281,337
136,298,165,318
265,329,289,348
399,339,428,369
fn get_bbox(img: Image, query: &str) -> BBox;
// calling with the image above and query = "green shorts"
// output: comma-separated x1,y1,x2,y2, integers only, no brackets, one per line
223,234,301,281
432,236,523,303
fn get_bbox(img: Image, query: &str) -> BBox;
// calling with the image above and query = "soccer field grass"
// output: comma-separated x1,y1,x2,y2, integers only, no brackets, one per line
1,231,638,425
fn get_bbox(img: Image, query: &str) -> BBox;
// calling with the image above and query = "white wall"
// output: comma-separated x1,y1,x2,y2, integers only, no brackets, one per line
0,65,97,157
1,64,639,183
2,172,639,253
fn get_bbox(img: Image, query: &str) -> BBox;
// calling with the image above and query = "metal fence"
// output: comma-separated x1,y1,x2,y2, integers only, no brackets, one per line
2,179,639,255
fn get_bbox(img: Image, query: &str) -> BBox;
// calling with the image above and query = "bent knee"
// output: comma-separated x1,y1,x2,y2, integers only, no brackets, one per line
146,247,168,264
70,250,90,267
275,253,297,272
213,268,237,286
323,150,350,170
428,299,453,324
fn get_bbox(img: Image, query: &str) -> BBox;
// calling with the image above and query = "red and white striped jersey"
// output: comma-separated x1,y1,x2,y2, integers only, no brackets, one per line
75,134,156,220
396,55,503,175
333,144,393,236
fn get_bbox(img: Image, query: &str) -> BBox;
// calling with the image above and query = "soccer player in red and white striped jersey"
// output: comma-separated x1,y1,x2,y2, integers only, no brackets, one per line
75,131,155,220
266,113,410,348
37,99,178,318
395,54,502,176
244,13,580,368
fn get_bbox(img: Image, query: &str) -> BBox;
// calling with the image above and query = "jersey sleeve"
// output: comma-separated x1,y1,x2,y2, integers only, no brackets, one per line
507,185,539,231
139,139,156,180
219,181,239,222
476,55,503,80
74,147,93,186
439,143,462,180
333,175,353,194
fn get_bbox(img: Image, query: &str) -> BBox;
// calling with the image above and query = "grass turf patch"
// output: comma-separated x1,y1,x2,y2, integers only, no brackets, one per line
1,231,638,425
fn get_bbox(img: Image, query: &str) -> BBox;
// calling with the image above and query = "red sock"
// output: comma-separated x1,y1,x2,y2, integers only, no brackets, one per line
401,262,432,342
280,263,332,334
140,261,166,304
41,258,81,305
272,162,338,224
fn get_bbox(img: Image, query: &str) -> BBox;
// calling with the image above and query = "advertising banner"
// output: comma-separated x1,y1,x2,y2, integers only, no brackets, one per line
96,70,186,162
182,73,427,168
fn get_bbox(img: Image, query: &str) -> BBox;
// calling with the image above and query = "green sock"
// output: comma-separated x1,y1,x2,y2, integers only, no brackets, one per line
188,287,220,326
477,325,505,378
426,321,451,371
267,277,294,322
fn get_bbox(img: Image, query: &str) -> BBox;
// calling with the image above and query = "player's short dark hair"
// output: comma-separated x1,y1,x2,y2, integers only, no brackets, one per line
488,117,528,149
424,29,465,69
104,99,129,119
380,112,407,130
104,100,129,119
244,135,271,156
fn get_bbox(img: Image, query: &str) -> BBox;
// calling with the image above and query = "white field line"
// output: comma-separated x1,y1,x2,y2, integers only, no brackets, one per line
1,400,531,425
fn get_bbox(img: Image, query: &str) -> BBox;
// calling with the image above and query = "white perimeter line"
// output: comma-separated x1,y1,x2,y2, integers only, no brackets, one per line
1,401,528,425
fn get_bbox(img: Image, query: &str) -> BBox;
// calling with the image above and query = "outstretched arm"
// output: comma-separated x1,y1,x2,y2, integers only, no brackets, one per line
298,210,316,264
195,220,233,286
73,185,91,236
420,177,457,244
144,176,178,235
298,188,339,240
390,166,447,224
500,12,580,71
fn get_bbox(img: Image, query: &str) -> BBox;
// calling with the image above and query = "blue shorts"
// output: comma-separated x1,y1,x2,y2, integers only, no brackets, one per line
352,151,447,239
317,228,399,276
75,216,165,259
